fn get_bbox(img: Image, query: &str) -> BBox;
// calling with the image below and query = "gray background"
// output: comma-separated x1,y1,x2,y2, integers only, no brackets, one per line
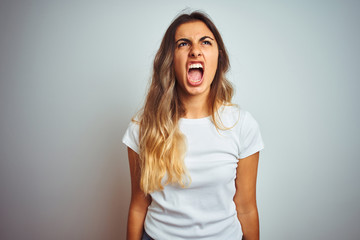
1,0,359,239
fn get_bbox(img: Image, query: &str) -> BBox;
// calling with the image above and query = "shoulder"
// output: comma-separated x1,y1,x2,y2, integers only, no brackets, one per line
217,104,251,128
219,105,264,158
122,117,141,154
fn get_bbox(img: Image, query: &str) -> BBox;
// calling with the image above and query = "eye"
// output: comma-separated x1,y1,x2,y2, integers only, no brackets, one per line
178,42,188,47
202,40,212,45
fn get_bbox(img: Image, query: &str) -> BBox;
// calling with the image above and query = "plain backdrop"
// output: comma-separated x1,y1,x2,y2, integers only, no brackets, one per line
0,0,359,239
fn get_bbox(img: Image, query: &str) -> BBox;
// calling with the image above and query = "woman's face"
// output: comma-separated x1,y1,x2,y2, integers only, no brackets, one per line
174,20,219,100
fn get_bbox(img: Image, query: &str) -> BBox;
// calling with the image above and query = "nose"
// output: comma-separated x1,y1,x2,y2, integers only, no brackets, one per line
189,46,202,57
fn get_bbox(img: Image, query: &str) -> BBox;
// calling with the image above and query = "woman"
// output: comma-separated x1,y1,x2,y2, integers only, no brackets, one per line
123,11,264,240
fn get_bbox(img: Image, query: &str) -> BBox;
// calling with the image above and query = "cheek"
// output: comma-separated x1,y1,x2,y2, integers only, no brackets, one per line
212,50,219,66
207,52,219,74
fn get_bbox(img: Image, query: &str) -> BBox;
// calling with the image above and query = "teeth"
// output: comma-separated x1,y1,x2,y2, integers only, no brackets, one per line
190,78,201,83
189,63,203,69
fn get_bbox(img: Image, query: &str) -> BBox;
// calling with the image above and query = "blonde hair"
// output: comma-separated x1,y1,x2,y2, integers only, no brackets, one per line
137,11,234,194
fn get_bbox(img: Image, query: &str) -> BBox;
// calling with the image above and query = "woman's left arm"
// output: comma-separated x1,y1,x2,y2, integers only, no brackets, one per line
233,152,260,240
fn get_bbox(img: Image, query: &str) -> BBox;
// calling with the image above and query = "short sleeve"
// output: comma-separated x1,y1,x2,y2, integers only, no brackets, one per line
122,121,140,154
238,111,264,159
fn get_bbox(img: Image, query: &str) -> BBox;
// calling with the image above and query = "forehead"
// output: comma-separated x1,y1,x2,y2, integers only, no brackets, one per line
175,20,215,40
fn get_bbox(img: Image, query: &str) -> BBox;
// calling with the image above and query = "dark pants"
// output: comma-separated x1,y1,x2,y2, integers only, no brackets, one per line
142,231,154,240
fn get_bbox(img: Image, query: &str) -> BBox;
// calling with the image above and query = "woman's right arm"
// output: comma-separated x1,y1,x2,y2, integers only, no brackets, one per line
127,147,151,240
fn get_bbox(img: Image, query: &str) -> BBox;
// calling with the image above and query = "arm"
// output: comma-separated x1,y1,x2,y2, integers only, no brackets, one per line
233,152,260,240
127,147,151,240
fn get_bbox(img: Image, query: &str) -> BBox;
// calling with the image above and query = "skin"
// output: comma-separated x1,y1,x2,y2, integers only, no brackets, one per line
126,20,260,240
127,148,151,240
174,20,219,119
234,152,260,240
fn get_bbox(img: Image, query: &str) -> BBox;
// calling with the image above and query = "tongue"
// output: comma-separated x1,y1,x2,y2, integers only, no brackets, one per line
188,69,202,81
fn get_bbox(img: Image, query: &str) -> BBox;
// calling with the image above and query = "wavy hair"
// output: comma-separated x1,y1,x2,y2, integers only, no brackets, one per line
137,11,234,194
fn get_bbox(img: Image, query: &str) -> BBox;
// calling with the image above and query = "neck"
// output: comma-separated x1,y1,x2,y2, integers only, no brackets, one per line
179,92,211,119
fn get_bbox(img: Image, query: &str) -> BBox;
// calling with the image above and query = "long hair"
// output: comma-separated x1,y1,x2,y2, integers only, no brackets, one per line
137,11,233,194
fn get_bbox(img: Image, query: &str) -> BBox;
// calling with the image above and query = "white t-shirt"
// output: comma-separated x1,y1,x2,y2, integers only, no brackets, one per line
122,105,264,240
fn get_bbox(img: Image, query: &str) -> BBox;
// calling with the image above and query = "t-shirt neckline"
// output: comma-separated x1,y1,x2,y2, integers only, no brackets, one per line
179,115,212,124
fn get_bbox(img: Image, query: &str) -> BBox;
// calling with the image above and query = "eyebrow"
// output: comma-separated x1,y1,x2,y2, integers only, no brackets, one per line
175,35,215,44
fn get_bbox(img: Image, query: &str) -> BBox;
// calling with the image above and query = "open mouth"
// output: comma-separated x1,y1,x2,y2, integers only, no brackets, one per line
187,63,204,86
